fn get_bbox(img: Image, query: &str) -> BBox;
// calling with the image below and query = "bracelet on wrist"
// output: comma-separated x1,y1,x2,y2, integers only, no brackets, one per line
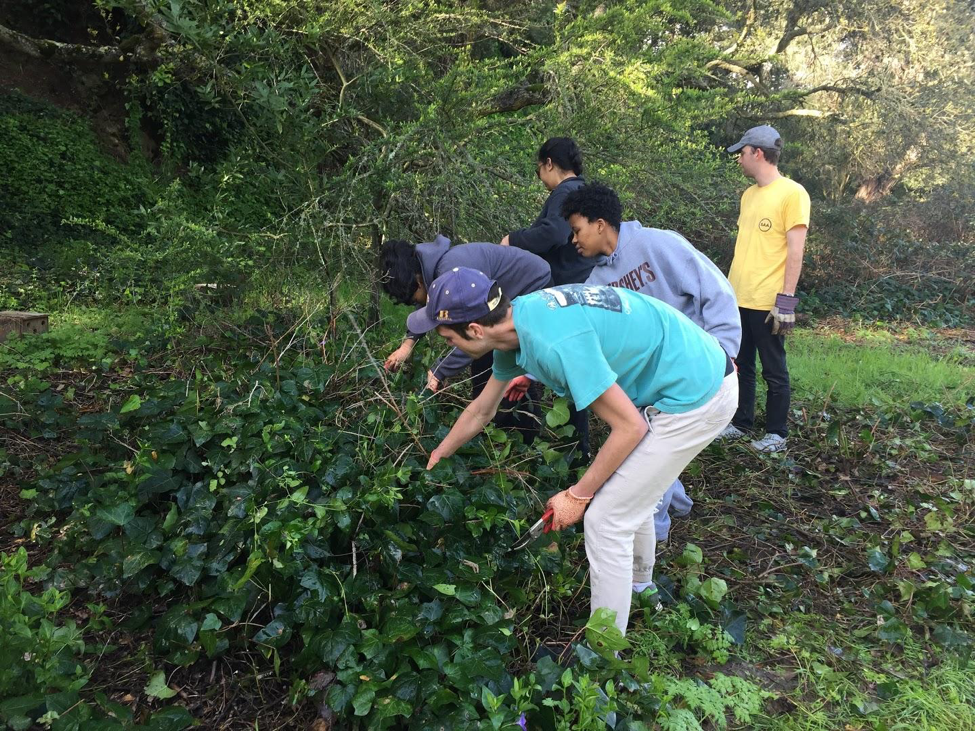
567,487,593,502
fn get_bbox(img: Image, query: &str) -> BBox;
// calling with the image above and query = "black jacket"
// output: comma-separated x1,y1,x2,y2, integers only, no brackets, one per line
508,176,594,285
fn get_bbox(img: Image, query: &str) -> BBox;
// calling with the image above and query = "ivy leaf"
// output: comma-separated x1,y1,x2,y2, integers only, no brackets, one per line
877,617,910,642
427,492,463,522
932,624,971,648
906,552,927,570
360,629,385,659
535,655,563,693
352,687,376,716
120,394,142,414
0,695,44,731
372,695,411,720
698,577,728,606
680,543,704,566
867,548,891,573
253,619,291,648
122,550,160,578
383,614,419,643
545,398,570,428
585,607,631,660
418,600,444,623
97,502,135,527
455,585,481,606
721,609,747,645
326,684,356,714
147,705,194,731
144,670,177,700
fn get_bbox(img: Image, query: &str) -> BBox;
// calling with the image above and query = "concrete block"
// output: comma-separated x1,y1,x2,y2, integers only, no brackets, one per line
0,311,49,341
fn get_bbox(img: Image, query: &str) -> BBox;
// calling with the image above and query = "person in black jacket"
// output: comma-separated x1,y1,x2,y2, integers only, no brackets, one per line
501,137,594,286
500,137,593,459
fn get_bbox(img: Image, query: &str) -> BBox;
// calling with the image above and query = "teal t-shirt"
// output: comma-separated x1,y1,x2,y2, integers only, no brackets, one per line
492,285,726,413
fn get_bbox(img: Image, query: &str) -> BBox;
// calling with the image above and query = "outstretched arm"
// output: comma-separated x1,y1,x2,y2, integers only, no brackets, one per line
426,375,510,469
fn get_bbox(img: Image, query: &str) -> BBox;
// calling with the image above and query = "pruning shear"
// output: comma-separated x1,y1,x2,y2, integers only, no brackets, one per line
508,509,554,552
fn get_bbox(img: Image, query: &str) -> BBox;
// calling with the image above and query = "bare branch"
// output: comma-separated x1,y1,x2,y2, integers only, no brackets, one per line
791,82,880,99
0,21,124,64
477,79,551,118
774,19,835,54
724,0,757,55
705,59,766,91
758,108,837,119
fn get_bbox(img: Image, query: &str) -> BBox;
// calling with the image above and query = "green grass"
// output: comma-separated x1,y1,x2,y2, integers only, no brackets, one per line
752,630,975,731
787,329,975,409
0,307,155,372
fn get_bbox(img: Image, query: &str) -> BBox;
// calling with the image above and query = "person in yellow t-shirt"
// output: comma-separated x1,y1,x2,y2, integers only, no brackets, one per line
720,125,810,453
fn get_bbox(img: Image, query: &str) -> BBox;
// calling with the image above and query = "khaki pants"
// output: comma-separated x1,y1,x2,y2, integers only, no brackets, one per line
584,373,739,633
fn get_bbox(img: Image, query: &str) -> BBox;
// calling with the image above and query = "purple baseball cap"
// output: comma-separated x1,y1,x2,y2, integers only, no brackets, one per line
406,267,503,334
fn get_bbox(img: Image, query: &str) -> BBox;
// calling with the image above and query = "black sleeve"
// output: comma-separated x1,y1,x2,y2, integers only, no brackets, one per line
508,187,573,255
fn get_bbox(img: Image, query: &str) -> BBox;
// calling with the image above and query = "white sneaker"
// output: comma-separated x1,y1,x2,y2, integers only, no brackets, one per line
751,433,787,453
719,424,746,440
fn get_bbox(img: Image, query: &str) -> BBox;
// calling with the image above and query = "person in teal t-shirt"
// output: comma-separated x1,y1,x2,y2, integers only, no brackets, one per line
412,267,739,634
491,285,727,414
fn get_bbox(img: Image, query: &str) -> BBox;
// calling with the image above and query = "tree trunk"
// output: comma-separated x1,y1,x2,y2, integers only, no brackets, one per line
854,172,899,203
854,146,921,203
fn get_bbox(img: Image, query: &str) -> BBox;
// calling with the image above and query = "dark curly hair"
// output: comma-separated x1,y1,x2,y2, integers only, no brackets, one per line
538,137,583,175
380,239,422,305
560,183,622,231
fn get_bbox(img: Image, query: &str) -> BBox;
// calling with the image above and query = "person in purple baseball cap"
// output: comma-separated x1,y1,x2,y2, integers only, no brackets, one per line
414,267,738,635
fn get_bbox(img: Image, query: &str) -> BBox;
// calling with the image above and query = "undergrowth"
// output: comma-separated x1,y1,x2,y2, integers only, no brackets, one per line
0,298,973,729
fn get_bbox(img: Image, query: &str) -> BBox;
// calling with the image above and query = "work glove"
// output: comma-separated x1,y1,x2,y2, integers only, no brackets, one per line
765,293,799,335
545,487,593,531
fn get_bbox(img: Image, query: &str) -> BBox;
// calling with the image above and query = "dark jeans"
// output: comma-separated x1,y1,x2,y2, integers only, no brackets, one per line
732,307,790,438
470,353,542,445
567,404,590,460
469,354,589,455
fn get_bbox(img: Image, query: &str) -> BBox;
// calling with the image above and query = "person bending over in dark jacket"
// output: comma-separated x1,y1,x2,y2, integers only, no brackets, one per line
501,136,594,459
380,236,553,442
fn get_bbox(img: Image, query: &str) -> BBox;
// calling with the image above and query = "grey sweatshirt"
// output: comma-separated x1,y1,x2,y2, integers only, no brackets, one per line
585,221,741,357
508,176,594,285
407,235,553,378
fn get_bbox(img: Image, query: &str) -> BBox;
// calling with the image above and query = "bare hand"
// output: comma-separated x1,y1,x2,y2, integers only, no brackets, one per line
427,447,446,470
499,235,510,246
504,375,531,402
426,370,441,393
384,341,414,371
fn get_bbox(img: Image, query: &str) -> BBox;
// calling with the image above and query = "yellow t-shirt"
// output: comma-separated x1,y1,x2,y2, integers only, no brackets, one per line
727,177,810,310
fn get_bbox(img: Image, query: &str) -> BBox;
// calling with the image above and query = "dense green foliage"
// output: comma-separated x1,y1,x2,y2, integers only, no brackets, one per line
2,306,973,728
1,0,975,728
1,0,972,320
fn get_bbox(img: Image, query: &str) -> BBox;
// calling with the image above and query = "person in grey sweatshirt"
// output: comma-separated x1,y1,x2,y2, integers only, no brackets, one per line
562,182,741,600
381,236,553,440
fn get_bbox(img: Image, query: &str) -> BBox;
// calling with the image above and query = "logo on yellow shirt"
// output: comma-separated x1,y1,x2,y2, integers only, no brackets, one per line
759,218,772,232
